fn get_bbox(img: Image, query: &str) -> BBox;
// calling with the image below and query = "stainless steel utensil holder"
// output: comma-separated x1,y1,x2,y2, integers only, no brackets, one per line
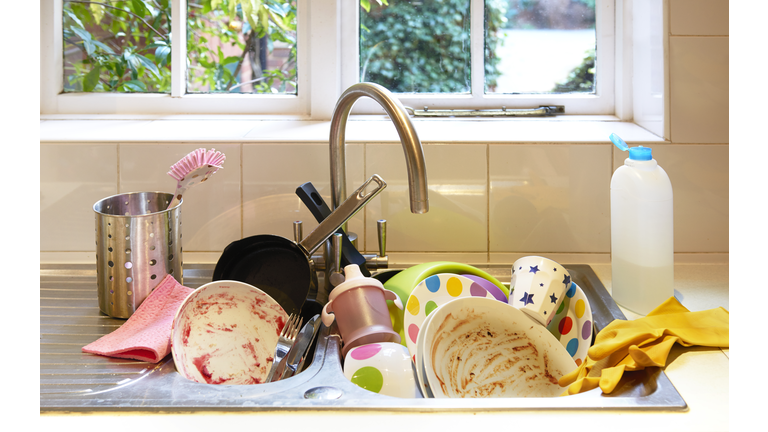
93,192,182,318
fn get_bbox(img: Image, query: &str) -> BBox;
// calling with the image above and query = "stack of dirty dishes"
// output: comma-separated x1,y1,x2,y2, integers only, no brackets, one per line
342,257,593,399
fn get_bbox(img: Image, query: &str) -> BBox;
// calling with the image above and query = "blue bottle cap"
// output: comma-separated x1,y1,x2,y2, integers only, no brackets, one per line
609,133,629,151
629,146,652,161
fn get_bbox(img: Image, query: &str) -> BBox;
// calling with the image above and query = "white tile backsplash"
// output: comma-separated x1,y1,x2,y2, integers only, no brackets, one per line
40,140,728,263
670,0,729,36
40,143,118,251
619,145,729,253
669,36,729,144
40,143,729,263
242,143,365,245
489,144,611,253
364,143,488,253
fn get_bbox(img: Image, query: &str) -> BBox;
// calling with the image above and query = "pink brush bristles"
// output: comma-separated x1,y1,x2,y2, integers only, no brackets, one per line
168,148,226,181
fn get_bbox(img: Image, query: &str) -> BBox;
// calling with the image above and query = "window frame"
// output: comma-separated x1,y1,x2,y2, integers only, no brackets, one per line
41,0,619,119
343,0,615,116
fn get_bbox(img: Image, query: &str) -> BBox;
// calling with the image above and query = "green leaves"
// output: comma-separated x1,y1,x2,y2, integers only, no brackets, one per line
124,50,162,79
360,0,389,13
360,0,477,93
120,80,148,92
131,0,150,18
89,3,105,24
71,27,95,56
63,0,172,93
83,65,101,91
148,41,171,67
62,0,298,95
241,0,264,35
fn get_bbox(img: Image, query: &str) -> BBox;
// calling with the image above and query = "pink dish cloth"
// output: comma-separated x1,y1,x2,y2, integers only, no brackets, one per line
82,274,194,363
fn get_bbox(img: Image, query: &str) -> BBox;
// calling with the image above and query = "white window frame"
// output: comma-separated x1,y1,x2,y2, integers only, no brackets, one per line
41,0,622,119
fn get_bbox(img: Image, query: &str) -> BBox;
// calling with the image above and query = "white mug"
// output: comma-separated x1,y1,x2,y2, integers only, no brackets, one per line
509,256,571,326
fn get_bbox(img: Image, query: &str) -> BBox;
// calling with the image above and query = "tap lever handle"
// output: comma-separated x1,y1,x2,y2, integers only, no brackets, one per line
296,181,371,277
329,233,345,287
332,233,343,269
293,220,303,243
377,219,387,258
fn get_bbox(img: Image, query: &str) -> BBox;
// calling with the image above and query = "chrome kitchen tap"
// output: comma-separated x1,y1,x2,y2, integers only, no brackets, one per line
325,82,429,286
329,82,429,216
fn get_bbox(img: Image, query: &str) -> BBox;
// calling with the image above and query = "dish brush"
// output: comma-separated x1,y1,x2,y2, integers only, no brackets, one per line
166,148,226,209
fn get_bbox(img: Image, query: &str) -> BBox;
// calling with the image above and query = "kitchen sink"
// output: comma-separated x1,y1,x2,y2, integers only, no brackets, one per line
40,263,687,412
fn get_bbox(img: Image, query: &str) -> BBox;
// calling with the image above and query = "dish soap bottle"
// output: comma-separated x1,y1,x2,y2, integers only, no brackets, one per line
609,133,674,315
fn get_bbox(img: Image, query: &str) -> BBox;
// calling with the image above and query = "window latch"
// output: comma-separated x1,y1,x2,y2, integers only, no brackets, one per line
404,105,564,118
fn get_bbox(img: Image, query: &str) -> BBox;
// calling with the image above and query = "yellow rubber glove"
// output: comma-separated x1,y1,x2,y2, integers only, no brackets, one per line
559,296,729,395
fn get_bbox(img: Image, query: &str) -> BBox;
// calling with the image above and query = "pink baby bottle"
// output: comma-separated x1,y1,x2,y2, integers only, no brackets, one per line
322,264,403,357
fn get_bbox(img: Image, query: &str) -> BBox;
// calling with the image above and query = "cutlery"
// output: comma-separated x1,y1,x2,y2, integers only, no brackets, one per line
265,314,302,383
280,314,322,380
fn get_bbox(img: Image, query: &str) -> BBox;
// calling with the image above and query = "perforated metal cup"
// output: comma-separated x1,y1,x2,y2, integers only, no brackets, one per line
93,192,183,319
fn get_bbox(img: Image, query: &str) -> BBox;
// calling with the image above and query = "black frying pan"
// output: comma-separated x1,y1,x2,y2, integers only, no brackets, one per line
295,181,371,277
213,175,387,319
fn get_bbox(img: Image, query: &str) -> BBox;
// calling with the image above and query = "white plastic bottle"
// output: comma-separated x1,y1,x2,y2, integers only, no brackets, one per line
609,133,674,315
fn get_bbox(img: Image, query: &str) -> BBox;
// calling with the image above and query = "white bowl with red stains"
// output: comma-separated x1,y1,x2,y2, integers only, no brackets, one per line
171,280,288,385
422,296,576,398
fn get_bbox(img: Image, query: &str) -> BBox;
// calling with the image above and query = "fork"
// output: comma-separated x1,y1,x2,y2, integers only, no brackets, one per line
265,314,302,383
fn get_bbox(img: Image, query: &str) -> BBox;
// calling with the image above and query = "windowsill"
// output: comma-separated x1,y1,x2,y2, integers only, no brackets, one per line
39,115,666,144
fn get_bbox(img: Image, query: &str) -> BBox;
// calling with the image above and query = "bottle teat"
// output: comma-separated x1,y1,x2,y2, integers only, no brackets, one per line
342,264,365,282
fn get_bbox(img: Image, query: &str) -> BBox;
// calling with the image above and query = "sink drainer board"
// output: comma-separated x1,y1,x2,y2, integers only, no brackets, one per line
40,264,687,412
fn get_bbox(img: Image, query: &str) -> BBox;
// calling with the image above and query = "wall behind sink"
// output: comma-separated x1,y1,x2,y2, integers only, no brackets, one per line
39,0,729,266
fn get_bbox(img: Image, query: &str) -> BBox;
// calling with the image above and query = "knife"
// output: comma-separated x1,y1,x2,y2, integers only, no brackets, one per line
279,314,322,380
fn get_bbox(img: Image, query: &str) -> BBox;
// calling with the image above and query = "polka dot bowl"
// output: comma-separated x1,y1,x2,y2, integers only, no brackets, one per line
403,273,497,360
343,342,421,398
545,281,593,366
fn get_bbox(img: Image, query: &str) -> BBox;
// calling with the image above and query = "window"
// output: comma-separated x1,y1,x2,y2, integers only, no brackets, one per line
43,0,309,115
346,0,614,115
61,1,297,95
41,0,615,117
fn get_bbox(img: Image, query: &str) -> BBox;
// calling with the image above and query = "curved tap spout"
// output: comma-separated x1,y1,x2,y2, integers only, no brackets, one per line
330,82,429,214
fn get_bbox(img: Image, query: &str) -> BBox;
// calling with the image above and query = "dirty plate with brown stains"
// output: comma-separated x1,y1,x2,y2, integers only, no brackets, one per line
171,280,289,385
423,297,577,398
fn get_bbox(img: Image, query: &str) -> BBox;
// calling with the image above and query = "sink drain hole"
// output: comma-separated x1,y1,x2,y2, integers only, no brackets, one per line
304,386,343,400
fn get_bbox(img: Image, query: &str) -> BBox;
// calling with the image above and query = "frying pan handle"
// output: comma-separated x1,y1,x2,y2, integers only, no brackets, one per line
299,175,387,256
295,181,371,276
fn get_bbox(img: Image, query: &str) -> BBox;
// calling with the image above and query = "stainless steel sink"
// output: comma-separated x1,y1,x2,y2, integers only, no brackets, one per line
40,263,687,412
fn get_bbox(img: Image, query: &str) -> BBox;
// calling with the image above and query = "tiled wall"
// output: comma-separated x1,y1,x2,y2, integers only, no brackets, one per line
39,0,729,265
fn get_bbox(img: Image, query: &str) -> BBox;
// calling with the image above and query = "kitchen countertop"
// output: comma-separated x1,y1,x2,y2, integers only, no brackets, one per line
38,262,729,431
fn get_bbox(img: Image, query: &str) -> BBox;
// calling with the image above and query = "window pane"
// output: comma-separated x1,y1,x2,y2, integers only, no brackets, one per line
487,0,596,94
62,1,172,93
360,0,471,93
186,1,297,94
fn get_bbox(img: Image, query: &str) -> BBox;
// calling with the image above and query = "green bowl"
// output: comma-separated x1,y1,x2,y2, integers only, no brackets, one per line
382,262,509,347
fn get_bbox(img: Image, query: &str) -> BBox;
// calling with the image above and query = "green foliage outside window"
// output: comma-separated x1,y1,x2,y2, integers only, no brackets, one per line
552,48,595,93
62,0,297,93
61,1,591,96
360,0,507,93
